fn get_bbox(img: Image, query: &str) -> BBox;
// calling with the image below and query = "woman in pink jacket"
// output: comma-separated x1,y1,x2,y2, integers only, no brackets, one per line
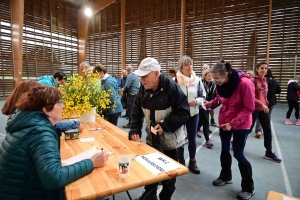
204,60,255,200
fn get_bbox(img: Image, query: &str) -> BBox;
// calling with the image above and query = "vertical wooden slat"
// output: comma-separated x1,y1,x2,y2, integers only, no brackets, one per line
11,0,24,86
78,5,89,75
266,0,272,62
180,0,185,56
121,0,126,69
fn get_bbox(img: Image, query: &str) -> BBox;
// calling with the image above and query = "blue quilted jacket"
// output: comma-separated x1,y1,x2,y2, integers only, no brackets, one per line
0,110,94,199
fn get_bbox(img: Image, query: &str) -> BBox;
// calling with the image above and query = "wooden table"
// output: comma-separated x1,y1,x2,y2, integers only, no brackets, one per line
266,191,300,200
60,117,189,200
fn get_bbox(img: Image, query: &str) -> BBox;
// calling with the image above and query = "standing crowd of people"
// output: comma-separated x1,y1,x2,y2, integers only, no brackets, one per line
0,57,299,200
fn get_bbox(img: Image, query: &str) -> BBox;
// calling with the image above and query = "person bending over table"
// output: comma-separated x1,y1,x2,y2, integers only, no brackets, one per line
128,57,190,200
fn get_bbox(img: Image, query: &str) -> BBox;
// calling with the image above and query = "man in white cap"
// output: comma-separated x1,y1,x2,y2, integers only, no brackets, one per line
128,57,190,200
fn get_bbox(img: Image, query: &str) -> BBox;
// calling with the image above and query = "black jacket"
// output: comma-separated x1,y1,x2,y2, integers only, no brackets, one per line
286,80,300,101
128,72,190,150
266,77,281,107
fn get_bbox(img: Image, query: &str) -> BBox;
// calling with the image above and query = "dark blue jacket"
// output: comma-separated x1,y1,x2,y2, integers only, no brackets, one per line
0,110,94,199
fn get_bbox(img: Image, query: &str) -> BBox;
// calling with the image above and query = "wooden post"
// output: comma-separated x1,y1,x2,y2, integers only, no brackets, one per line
266,0,272,62
11,0,24,86
180,0,186,57
121,0,126,70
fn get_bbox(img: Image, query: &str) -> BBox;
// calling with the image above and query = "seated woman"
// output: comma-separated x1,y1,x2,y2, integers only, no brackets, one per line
1,80,83,132
0,85,109,199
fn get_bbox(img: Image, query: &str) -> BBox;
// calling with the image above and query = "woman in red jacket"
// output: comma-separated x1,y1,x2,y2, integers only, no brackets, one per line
249,61,282,163
204,60,255,200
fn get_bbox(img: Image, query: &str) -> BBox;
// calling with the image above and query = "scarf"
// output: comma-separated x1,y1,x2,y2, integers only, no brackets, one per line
176,70,199,86
216,69,240,98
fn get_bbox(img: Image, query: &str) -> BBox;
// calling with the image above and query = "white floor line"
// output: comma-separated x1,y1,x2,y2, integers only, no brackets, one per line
0,133,6,137
185,128,218,165
271,121,292,196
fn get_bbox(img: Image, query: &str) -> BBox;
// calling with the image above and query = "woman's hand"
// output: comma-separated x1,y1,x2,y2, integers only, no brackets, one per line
78,123,84,132
203,100,212,107
262,105,269,113
91,151,109,168
189,99,197,106
219,123,232,131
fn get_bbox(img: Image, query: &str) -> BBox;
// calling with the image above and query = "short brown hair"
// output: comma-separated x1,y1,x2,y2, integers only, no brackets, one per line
2,80,41,115
16,86,62,112
93,64,107,74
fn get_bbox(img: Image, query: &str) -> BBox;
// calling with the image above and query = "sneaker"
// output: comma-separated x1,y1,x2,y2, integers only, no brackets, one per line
123,124,131,128
237,190,255,200
135,193,158,200
178,159,185,166
264,152,282,163
296,120,300,126
205,140,214,148
211,119,217,126
255,130,262,138
196,131,202,138
188,160,200,174
285,119,293,125
212,178,233,186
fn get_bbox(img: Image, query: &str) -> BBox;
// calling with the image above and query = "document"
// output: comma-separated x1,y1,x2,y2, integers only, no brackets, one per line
62,146,112,165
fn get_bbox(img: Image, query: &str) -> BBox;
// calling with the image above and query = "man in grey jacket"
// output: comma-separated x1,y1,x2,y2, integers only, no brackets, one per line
122,65,140,128
129,57,190,200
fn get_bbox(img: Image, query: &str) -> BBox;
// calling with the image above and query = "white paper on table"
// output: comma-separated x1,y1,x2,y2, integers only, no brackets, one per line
80,138,95,142
201,101,207,110
151,126,157,135
62,146,113,165
135,152,182,175
284,196,297,200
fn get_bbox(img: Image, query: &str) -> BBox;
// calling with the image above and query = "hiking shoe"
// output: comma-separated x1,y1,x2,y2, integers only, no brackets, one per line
296,121,300,126
123,124,131,128
285,119,293,125
178,159,185,166
255,130,262,138
205,140,214,148
264,152,282,163
212,178,233,186
237,190,255,200
188,160,200,174
196,131,202,138
135,194,158,200
211,119,217,126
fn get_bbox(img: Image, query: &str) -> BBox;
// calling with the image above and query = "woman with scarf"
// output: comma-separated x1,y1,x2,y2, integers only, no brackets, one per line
176,55,206,174
204,60,255,200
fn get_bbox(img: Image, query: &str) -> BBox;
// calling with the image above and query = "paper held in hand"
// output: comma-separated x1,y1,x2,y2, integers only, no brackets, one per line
134,152,182,175
62,146,113,165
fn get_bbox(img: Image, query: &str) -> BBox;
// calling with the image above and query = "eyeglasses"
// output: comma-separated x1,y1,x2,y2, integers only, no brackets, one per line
56,100,65,107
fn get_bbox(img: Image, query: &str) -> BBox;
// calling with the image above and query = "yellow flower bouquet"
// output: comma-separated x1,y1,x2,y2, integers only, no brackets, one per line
59,72,114,119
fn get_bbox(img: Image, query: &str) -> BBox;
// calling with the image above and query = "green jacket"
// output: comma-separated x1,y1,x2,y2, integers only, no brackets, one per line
0,110,94,199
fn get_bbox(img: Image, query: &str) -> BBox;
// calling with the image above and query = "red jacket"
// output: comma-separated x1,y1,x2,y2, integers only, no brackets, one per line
211,75,255,130
252,76,269,111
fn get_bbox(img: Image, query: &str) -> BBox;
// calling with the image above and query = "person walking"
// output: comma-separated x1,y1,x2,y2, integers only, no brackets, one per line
249,61,282,163
204,60,255,200
285,75,300,125
176,55,206,174
129,57,190,200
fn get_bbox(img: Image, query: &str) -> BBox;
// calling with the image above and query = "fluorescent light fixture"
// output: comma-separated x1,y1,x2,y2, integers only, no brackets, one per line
84,7,92,17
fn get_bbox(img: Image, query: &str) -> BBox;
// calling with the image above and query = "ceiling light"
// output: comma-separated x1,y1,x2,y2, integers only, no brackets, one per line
84,7,92,17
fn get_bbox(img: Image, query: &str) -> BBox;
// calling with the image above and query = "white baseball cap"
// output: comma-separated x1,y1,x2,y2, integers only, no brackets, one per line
133,57,161,77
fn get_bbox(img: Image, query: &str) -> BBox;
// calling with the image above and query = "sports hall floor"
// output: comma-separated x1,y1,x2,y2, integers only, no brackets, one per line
0,99,299,200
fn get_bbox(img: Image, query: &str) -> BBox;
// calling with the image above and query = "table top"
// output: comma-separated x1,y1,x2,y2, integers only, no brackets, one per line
266,191,300,200
60,117,189,200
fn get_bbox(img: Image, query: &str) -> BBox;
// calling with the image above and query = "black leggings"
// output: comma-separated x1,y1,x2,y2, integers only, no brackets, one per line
286,100,300,119
250,111,273,153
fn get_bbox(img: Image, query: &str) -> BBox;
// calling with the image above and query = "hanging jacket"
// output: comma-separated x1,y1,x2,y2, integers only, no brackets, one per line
0,110,94,199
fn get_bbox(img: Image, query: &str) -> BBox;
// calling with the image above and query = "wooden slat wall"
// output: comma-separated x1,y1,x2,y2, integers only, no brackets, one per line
22,0,78,80
86,0,299,103
0,0,13,96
